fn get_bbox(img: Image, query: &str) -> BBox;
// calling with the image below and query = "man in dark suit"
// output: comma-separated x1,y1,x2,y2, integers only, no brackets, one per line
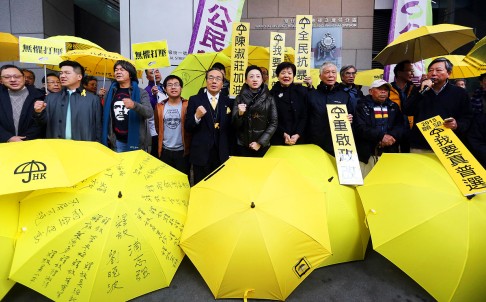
185,68,233,185
0,64,45,143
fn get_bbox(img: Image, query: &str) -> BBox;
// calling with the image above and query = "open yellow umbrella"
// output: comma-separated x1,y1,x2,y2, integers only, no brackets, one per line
354,69,384,86
171,51,230,99
9,150,190,301
432,54,481,78
265,145,369,267
0,32,19,62
180,156,331,301
373,24,476,65
45,35,104,52
357,153,486,301
464,36,486,72
0,139,117,195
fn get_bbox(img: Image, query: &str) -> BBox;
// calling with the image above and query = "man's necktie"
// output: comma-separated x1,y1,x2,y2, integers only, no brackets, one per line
211,96,217,110
65,90,72,139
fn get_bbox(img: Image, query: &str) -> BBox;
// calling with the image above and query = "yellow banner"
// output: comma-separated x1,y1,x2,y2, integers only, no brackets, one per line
19,36,65,65
294,15,312,83
229,22,250,97
132,40,171,70
268,32,285,90
418,115,486,196
327,104,363,185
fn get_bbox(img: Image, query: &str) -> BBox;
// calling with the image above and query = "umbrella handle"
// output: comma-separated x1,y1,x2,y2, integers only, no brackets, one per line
243,289,254,302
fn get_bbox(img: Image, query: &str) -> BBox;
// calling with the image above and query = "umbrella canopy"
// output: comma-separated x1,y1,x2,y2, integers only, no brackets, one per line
357,153,486,301
0,192,30,300
0,32,19,62
354,69,384,86
434,54,482,78
373,24,476,65
171,51,230,99
265,145,369,267
9,150,190,301
0,139,117,195
180,156,331,301
464,36,486,71
45,35,104,52
60,48,134,79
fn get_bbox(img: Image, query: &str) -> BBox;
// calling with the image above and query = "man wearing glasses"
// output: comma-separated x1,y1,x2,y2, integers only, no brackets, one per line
339,65,363,115
0,64,45,142
185,68,233,185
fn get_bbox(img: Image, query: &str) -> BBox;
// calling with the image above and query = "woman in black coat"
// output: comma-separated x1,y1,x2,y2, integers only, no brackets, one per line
269,62,309,145
232,65,278,157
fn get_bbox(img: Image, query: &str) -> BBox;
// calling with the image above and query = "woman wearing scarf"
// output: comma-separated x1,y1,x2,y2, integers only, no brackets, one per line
232,65,278,157
101,60,153,152
269,62,310,146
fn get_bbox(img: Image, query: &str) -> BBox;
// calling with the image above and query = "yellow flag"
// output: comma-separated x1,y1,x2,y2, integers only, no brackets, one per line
229,22,250,98
19,36,65,65
327,104,363,185
417,115,486,196
132,40,171,70
294,15,313,83
268,32,285,90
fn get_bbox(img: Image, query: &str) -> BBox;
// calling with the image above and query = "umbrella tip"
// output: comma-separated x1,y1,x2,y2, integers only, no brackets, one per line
251,202,255,208
466,194,476,200
328,176,334,182
118,191,122,198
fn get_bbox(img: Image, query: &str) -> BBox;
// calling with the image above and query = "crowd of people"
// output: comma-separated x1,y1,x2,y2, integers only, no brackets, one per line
1,56,485,185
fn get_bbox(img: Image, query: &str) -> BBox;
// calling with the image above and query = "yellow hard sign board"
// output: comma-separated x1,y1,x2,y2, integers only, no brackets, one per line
229,22,250,97
268,32,285,90
418,115,486,196
132,40,171,70
327,104,363,185
19,36,65,65
294,15,312,83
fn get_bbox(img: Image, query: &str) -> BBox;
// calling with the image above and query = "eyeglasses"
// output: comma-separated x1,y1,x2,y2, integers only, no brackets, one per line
166,83,180,88
1,74,23,80
47,81,61,85
208,76,223,82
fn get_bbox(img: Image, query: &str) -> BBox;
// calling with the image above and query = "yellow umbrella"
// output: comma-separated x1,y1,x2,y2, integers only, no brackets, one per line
373,24,476,65
432,54,482,78
465,35,486,67
0,192,30,300
60,48,134,79
180,156,331,301
0,32,19,62
357,153,486,301
171,51,230,99
45,35,104,52
0,139,117,195
265,145,369,267
9,150,190,301
354,69,384,86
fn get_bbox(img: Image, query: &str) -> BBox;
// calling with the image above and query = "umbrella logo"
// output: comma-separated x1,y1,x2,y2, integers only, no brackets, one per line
14,160,47,183
293,257,311,278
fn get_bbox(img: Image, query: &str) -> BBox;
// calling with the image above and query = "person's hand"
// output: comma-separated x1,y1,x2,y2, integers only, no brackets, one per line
151,85,159,95
303,76,312,87
381,134,396,147
8,136,26,142
123,98,135,109
34,100,46,113
249,142,261,151
195,105,207,119
238,103,247,116
290,134,300,145
443,117,457,130
98,87,106,97
347,114,353,124
420,78,434,93
283,133,292,145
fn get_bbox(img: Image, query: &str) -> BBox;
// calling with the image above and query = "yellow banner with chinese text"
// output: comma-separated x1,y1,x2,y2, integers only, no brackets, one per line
268,32,285,90
417,115,486,196
132,40,170,70
229,22,250,98
327,104,363,185
19,36,65,65
294,15,312,84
